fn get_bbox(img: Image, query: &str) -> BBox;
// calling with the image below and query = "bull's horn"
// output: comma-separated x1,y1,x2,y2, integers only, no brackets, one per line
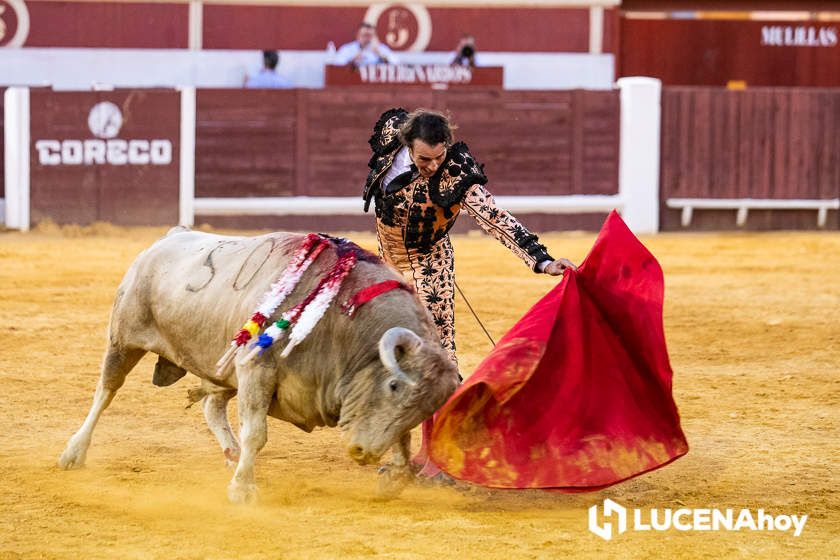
378,327,422,387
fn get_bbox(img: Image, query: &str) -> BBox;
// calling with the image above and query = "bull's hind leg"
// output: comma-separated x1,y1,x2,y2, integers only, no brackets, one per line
228,362,275,504
58,345,146,469
202,384,240,468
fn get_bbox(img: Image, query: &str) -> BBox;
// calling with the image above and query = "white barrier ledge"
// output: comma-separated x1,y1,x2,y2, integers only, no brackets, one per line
666,198,840,228
496,195,622,214
193,195,624,217
194,197,367,216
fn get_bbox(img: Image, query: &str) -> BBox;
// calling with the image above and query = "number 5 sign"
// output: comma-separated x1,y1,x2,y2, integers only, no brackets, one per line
365,3,431,52
0,0,30,48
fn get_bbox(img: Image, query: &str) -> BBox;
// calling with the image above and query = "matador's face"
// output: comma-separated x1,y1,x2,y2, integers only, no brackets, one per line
409,139,447,179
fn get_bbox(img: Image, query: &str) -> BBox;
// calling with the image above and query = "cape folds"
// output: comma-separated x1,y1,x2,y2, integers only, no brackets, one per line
429,211,689,490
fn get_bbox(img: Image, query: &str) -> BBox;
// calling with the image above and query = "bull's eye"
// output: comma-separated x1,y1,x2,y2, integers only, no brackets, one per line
389,379,399,392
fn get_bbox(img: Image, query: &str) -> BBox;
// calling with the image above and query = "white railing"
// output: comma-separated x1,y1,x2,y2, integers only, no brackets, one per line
666,198,840,228
193,194,625,217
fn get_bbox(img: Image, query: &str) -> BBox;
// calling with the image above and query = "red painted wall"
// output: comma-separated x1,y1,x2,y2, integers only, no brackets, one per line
0,1,593,52
6,1,189,48
619,18,840,86
202,5,590,52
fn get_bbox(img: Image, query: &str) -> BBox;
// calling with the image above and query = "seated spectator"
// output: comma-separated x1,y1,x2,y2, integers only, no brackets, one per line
245,50,293,89
333,22,399,67
451,35,477,68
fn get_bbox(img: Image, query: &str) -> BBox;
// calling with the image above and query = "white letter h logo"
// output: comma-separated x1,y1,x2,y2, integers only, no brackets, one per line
589,499,628,541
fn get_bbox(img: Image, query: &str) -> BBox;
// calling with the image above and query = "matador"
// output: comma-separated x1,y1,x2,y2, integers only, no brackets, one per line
363,108,576,366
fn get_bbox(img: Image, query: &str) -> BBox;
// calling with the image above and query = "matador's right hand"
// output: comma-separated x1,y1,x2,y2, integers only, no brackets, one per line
544,258,577,275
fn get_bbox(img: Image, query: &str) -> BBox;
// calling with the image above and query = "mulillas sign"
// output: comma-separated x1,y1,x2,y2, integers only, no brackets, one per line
35,101,173,166
29,90,180,225
761,25,838,48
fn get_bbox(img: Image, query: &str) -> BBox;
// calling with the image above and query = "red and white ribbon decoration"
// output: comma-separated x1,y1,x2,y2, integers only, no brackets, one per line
214,234,328,377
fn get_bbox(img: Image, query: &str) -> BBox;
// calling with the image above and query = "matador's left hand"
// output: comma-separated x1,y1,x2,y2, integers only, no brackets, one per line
544,258,577,275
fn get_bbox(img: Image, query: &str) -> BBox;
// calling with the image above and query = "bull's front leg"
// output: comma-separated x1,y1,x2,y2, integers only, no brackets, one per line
376,431,414,499
228,362,275,504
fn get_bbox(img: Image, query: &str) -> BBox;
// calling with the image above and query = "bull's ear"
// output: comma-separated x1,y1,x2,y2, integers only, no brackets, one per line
378,327,422,387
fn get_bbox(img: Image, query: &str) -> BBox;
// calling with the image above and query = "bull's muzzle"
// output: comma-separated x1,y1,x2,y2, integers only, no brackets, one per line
348,444,379,466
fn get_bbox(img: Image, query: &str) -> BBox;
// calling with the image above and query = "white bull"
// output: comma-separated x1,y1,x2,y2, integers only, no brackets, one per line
58,228,459,502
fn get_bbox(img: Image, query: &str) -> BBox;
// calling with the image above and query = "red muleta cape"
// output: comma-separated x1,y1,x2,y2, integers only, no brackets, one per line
429,211,689,490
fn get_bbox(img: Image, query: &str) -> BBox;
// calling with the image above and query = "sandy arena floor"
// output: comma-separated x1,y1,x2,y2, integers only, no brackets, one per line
0,223,837,559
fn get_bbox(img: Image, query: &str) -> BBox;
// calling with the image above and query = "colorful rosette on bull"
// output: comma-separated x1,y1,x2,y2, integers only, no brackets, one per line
214,233,329,378
239,251,358,364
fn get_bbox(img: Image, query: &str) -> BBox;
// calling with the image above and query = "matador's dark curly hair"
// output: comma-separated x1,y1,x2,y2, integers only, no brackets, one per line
398,109,457,147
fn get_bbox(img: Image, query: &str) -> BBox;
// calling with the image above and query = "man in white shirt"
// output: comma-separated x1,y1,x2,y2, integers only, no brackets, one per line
334,22,399,67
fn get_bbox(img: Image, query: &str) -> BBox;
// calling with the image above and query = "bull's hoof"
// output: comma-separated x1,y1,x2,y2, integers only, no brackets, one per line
58,438,89,470
227,481,258,504
376,465,413,500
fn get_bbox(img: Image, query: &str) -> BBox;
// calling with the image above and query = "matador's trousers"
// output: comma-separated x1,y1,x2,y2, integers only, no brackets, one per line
377,225,457,367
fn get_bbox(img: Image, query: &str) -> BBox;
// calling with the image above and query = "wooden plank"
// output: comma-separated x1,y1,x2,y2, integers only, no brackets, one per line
753,90,773,199
658,88,676,203
679,89,695,198
789,90,810,199
195,89,297,198
742,90,760,199
295,91,308,196
770,89,790,199
570,90,585,194
719,90,740,198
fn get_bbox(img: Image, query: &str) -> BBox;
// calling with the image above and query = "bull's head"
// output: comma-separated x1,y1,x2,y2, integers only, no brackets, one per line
339,327,459,465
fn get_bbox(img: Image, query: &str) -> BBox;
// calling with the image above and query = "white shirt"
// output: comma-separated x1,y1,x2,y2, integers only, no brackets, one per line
245,69,292,89
381,146,412,190
333,41,399,66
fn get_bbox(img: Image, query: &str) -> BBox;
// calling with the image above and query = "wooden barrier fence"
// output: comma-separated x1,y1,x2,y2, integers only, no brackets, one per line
6,83,838,232
660,87,840,230
195,88,620,200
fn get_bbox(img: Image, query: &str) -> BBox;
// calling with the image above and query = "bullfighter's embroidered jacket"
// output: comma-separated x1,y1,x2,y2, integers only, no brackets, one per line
362,108,553,271
362,108,554,364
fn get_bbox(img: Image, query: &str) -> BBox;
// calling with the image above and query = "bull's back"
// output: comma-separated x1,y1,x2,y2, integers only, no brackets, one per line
112,230,307,376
